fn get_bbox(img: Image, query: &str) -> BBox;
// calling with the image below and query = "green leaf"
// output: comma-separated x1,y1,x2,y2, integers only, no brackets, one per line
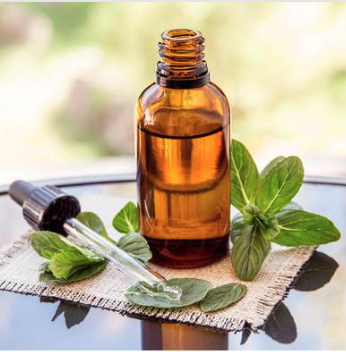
200,283,247,312
273,210,341,247
260,156,285,178
231,212,244,243
76,212,109,239
48,249,104,280
39,270,66,284
256,156,304,214
65,261,106,283
125,278,212,308
231,224,271,281
31,231,77,259
259,226,280,241
231,139,260,212
38,262,65,284
112,202,139,234
39,261,106,284
117,233,152,263
243,203,260,224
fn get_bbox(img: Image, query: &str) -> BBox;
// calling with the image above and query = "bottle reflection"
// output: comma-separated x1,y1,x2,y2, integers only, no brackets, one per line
141,321,228,350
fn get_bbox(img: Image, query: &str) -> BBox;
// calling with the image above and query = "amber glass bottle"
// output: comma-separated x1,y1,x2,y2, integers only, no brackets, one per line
136,29,231,268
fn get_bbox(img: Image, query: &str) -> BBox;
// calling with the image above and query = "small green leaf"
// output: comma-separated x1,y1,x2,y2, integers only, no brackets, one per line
243,203,260,224
232,212,280,242
49,249,104,280
112,202,139,234
39,262,65,284
39,270,66,284
76,212,109,239
260,156,285,178
231,224,271,281
39,261,106,284
259,226,280,241
200,283,247,312
125,278,212,308
117,233,152,263
257,214,280,241
31,232,76,259
256,156,304,214
273,210,341,247
231,140,260,212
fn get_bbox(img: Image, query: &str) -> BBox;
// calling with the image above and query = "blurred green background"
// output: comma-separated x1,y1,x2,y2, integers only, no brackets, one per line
1,2,346,183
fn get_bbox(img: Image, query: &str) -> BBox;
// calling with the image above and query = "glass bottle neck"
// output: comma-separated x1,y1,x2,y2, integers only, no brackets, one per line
156,29,210,89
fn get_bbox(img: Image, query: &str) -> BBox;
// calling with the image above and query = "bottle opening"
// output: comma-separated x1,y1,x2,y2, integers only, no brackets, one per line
162,29,201,42
156,28,209,88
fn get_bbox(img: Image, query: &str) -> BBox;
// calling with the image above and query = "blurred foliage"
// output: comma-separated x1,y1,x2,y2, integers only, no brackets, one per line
0,2,346,168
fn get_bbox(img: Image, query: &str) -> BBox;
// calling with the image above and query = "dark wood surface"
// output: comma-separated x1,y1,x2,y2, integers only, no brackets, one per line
0,176,345,350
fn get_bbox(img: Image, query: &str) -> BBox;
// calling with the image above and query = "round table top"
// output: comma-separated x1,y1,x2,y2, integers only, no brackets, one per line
0,175,345,350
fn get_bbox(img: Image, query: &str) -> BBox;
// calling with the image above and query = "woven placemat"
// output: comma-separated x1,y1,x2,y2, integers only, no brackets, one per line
0,194,314,332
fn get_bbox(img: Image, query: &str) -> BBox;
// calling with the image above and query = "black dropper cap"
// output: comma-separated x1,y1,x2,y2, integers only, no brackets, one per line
9,180,81,235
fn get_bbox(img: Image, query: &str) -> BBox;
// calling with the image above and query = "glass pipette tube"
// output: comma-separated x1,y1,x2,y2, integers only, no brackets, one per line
63,218,182,300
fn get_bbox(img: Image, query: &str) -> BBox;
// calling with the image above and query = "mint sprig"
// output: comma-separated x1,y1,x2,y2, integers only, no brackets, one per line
231,139,341,281
31,232,107,284
30,202,150,284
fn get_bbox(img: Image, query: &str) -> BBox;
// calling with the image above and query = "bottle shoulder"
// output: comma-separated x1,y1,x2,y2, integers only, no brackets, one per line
136,83,231,137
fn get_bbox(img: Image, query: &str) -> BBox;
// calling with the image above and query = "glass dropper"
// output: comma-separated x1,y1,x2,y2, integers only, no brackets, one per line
8,180,182,301
64,218,181,300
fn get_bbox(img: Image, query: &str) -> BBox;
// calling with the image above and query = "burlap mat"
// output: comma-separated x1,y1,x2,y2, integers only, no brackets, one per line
0,194,314,332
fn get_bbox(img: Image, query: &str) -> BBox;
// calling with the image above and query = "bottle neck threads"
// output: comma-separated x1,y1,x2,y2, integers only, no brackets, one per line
156,29,210,88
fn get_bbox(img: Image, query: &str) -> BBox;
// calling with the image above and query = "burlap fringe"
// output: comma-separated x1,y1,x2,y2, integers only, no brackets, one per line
0,279,247,332
0,232,314,332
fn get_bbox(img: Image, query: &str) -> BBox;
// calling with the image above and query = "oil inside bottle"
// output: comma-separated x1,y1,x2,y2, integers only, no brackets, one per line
137,124,230,268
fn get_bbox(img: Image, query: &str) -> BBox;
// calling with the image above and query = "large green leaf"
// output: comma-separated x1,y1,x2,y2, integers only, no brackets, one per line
76,212,109,239
273,210,341,246
231,139,260,212
199,283,247,312
231,224,271,281
256,156,304,214
31,231,77,259
39,261,107,284
48,249,104,280
112,202,139,234
125,278,212,308
117,233,152,263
